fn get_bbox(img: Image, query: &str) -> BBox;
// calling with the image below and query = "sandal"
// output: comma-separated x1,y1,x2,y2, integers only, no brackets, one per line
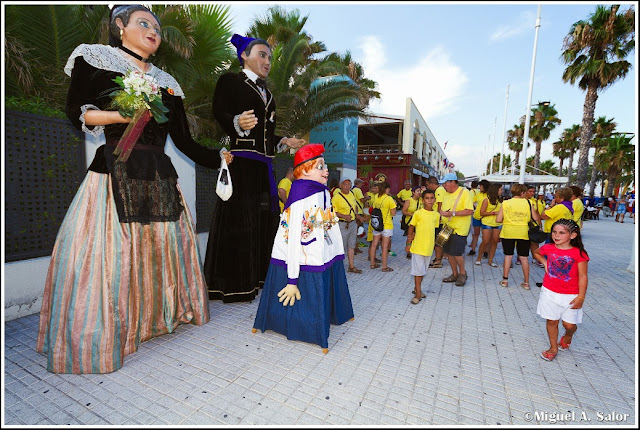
540,350,557,361
559,336,571,351
520,282,530,290
348,266,363,274
429,259,442,268
410,297,421,305
442,274,457,283
381,267,394,272
489,262,498,268
370,263,380,269
411,290,426,298
474,261,481,266
499,277,509,287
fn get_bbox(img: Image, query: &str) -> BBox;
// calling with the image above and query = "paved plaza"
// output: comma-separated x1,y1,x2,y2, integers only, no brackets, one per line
3,212,637,426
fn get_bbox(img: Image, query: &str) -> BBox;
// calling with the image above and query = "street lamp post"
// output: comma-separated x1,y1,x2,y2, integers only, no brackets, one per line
518,4,542,185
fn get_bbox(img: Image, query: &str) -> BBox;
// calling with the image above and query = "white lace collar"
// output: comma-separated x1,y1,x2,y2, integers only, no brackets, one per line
64,44,185,98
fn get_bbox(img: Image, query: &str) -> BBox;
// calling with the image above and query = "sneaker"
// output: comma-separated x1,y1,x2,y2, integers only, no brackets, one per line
467,250,476,256
358,242,367,248
515,260,521,265
388,251,397,257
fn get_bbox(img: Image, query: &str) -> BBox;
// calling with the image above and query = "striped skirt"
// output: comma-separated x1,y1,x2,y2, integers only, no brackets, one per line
36,172,210,374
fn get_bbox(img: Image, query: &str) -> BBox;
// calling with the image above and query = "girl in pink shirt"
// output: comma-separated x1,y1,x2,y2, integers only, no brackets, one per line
532,219,589,362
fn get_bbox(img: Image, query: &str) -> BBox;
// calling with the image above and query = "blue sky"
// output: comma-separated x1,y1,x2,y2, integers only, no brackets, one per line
228,1,637,178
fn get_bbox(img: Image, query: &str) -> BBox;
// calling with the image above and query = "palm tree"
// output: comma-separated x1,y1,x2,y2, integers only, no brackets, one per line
538,159,559,177
246,6,378,138
507,121,528,168
485,153,511,174
552,138,570,176
561,4,635,189
588,116,617,196
528,103,561,170
561,124,581,181
596,133,635,197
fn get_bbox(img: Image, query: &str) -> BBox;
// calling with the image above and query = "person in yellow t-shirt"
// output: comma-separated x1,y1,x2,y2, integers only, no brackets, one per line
396,180,413,207
469,179,490,257
570,186,585,228
496,183,540,290
541,188,574,239
475,183,502,267
438,173,474,287
352,178,368,252
332,178,365,274
369,181,397,272
405,189,439,304
425,176,444,268
366,182,379,244
277,167,294,213
401,186,423,242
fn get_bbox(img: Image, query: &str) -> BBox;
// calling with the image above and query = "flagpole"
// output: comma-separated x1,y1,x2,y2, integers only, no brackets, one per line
518,4,542,184
499,85,510,175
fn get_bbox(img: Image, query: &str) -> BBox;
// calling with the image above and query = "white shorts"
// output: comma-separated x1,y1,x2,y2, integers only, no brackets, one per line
411,254,432,276
372,228,393,237
536,286,583,324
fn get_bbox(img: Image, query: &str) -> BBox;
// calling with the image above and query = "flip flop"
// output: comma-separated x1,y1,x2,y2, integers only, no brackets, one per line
540,350,557,361
558,336,571,351
381,267,394,272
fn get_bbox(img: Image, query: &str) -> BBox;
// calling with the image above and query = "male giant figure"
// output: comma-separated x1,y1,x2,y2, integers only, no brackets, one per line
204,34,304,303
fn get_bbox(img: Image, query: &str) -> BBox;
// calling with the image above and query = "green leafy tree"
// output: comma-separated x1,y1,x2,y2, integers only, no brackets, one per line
595,133,635,197
561,4,635,189
588,116,617,196
246,6,378,138
507,121,529,168
528,103,561,170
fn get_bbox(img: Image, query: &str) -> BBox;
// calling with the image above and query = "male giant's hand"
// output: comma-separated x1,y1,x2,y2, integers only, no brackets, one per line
282,137,306,149
220,148,234,165
238,109,258,131
278,284,301,306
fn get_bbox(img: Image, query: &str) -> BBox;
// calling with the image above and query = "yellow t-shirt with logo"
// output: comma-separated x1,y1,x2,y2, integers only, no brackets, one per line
277,177,292,212
473,192,488,220
331,190,358,220
572,199,584,224
480,198,502,227
499,198,530,240
352,187,365,214
373,194,396,231
397,188,412,202
543,204,573,233
435,186,446,226
409,208,439,256
440,187,474,236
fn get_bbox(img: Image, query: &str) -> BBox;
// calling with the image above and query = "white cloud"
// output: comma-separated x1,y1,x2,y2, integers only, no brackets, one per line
489,10,536,43
357,36,468,119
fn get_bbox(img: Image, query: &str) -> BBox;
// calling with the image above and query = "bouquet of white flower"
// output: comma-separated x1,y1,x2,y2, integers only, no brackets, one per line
108,69,169,162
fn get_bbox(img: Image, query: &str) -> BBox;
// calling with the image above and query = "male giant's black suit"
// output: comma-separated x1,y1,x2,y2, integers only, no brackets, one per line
204,71,283,303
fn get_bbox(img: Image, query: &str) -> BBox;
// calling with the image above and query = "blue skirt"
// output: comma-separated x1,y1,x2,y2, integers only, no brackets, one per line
253,260,354,349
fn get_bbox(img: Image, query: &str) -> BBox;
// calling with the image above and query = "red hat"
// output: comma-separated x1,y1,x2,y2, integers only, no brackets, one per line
294,143,325,168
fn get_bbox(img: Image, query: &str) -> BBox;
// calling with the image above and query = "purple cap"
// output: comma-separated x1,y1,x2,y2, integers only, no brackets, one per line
230,34,256,65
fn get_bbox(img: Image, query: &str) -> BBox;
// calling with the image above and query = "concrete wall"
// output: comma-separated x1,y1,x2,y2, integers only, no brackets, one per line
3,134,206,321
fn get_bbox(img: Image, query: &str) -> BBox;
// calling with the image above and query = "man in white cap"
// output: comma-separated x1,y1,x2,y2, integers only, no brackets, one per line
438,173,474,287
332,177,365,273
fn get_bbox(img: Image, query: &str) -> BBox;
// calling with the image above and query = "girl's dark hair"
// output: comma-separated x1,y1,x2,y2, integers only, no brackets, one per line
478,179,490,191
551,219,589,258
109,5,160,48
377,181,390,197
487,183,503,205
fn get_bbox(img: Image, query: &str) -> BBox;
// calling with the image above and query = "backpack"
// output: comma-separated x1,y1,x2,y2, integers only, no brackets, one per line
369,196,388,232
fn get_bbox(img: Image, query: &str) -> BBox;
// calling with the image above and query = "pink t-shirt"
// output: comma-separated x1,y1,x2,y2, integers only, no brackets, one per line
539,244,589,294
